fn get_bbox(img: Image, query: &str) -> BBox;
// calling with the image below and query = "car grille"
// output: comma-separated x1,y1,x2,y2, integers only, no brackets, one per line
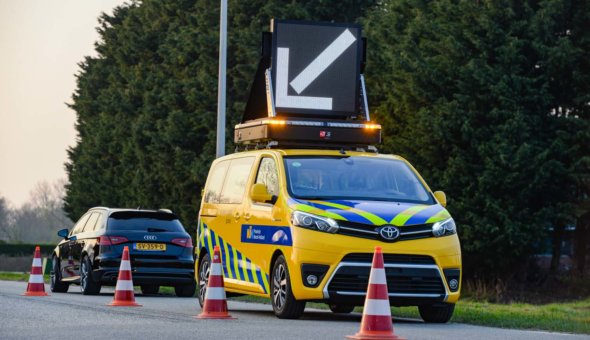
341,253,435,265
327,265,445,295
337,220,433,242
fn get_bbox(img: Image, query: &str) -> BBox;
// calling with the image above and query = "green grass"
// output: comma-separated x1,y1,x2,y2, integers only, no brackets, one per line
0,271,49,282
0,272,587,334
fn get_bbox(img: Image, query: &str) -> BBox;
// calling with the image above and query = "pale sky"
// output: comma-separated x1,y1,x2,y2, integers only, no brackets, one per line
0,0,126,207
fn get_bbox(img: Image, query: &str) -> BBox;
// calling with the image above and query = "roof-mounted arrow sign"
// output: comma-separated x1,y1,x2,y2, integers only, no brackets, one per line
271,20,362,117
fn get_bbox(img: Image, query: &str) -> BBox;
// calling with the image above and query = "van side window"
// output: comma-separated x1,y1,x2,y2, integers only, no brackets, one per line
82,212,99,233
256,157,279,196
220,157,255,204
204,160,230,203
71,213,91,236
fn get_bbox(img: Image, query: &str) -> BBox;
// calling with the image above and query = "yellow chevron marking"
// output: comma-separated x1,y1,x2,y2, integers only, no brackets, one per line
261,270,270,294
293,204,346,220
312,200,387,225
426,209,451,224
222,237,234,279
390,205,431,226
232,246,242,281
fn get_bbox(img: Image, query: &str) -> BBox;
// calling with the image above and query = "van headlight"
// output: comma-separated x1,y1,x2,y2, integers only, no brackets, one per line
432,218,457,237
291,211,340,234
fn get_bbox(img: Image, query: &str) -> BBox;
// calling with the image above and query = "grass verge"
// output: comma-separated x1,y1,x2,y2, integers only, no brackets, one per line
0,271,50,282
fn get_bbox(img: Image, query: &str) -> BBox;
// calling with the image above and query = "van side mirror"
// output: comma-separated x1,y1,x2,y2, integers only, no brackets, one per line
434,191,447,207
251,183,273,203
57,228,69,239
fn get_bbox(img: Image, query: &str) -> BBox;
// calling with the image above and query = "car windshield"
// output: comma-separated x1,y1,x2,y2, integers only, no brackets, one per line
107,211,185,232
284,156,433,204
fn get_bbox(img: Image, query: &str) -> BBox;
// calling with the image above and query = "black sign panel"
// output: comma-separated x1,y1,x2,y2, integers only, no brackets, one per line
271,20,361,117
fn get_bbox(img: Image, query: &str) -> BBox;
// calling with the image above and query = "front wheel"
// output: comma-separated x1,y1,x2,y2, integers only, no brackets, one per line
141,285,160,295
271,255,305,319
197,253,211,307
418,303,455,323
80,256,101,295
50,256,69,293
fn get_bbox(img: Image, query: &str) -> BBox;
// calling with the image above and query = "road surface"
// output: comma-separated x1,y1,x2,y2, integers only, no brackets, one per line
0,280,586,340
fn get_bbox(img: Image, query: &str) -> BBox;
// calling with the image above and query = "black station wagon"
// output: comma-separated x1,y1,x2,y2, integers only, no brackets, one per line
50,207,195,297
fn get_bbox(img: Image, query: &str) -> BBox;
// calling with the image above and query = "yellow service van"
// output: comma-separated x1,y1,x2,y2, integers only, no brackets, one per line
196,132,461,322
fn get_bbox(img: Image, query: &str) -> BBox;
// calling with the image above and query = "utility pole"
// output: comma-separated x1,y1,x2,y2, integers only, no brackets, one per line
216,0,227,158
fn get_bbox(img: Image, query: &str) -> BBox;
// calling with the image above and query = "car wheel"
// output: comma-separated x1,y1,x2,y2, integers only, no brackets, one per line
271,255,305,319
418,303,455,323
80,256,101,295
140,285,160,295
329,304,355,314
175,283,196,297
197,253,210,307
50,256,69,293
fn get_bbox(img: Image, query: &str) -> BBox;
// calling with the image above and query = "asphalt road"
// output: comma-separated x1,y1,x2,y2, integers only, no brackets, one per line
0,280,586,340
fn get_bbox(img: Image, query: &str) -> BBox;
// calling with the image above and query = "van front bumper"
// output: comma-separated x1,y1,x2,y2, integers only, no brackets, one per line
287,230,461,306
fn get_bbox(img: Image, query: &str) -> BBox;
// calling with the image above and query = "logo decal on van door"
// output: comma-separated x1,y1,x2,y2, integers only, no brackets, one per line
241,225,292,246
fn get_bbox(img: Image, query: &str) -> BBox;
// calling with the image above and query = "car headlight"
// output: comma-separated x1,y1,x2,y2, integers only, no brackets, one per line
432,218,457,237
291,211,340,234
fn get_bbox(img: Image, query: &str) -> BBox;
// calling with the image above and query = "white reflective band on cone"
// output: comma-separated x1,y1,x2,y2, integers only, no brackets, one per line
28,274,44,284
364,299,393,316
32,258,42,267
205,287,227,300
115,279,134,291
119,261,131,271
210,263,222,276
368,268,386,284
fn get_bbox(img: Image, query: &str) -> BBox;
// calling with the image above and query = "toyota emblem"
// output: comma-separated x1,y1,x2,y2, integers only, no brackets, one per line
378,225,400,241
144,235,157,240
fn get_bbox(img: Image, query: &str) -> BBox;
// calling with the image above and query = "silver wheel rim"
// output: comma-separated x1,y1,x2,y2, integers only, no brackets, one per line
273,263,287,310
199,258,210,303
80,260,88,291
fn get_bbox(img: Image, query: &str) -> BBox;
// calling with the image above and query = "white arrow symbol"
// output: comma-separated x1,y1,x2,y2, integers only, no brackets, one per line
289,29,356,94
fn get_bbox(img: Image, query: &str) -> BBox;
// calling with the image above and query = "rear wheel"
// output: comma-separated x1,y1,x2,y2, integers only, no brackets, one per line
329,304,355,314
80,256,101,295
175,283,196,297
141,285,160,295
197,253,211,306
50,256,69,293
271,255,305,319
418,303,455,323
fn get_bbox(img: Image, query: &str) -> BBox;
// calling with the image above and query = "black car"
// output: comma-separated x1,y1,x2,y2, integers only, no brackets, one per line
50,207,195,297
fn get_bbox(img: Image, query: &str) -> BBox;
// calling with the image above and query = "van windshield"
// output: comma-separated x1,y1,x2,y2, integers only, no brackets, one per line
284,156,434,204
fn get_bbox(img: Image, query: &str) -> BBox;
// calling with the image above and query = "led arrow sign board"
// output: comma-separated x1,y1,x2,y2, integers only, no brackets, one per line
271,20,362,117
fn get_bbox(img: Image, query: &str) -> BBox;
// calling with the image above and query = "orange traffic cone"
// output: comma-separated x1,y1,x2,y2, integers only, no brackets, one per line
107,246,141,307
23,246,48,296
196,245,235,319
347,246,406,340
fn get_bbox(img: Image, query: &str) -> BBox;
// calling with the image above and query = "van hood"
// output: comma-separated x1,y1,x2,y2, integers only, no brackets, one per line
288,198,450,226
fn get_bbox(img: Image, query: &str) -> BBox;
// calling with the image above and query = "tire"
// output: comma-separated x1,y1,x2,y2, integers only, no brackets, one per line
50,256,69,293
329,304,355,314
141,285,160,295
418,303,455,323
80,256,101,295
271,255,305,319
197,252,211,307
175,283,196,297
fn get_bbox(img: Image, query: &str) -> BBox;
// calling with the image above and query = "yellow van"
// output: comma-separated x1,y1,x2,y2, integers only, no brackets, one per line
196,146,461,322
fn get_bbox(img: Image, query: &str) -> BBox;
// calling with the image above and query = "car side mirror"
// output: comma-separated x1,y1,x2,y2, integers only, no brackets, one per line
434,191,447,207
251,183,273,203
57,228,69,239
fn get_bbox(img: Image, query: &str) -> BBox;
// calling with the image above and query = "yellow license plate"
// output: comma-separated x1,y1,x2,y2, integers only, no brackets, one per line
134,243,166,251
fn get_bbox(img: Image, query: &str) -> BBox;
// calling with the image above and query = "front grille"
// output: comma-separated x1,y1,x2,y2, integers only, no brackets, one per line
327,266,445,295
337,220,433,242
342,253,436,264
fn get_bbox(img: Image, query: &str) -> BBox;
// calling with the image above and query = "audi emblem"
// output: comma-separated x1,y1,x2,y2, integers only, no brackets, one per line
144,235,157,240
377,225,400,241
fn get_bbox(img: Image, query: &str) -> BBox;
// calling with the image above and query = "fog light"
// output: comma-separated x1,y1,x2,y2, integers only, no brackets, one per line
449,278,459,290
306,274,318,286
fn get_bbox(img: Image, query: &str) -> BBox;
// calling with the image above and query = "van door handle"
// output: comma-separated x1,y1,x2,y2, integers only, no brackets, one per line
243,212,251,220
234,211,240,220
